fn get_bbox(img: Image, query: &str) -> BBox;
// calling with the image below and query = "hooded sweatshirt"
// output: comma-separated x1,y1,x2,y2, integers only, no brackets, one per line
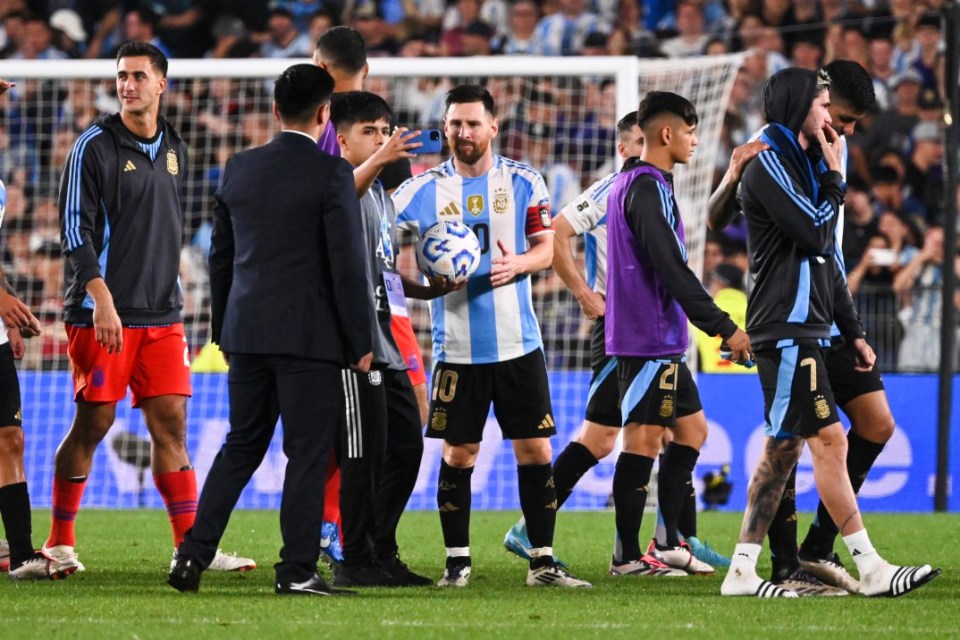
741,68,863,347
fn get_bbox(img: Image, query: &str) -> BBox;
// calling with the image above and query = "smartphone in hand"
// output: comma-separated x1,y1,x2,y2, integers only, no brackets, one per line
408,129,442,154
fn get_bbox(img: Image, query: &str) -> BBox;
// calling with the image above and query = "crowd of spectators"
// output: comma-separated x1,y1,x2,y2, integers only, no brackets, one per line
0,0,955,371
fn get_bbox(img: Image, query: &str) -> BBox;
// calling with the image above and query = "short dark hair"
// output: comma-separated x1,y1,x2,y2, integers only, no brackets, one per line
116,41,168,77
823,60,876,113
315,26,367,74
636,91,698,130
445,84,496,117
617,111,638,134
128,7,159,29
274,64,335,123
331,91,394,133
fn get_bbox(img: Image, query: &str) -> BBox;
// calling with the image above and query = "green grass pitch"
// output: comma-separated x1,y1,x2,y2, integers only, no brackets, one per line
4,510,957,639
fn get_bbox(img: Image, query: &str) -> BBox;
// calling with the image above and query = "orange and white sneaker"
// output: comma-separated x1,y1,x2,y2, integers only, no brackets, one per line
0,539,9,572
610,552,687,577
656,543,715,575
41,544,85,574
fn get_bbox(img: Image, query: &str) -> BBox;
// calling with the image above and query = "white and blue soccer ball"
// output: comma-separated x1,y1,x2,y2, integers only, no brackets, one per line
416,220,482,283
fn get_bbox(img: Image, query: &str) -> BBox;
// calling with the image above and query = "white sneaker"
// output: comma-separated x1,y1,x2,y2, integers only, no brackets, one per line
798,551,860,593
437,561,471,587
860,561,941,597
658,546,715,575
609,554,687,577
721,563,798,598
526,563,592,588
0,539,9,572
41,544,85,573
9,553,77,581
208,549,256,572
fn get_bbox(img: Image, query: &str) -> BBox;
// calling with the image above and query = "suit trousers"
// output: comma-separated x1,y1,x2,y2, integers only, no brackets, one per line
181,353,342,583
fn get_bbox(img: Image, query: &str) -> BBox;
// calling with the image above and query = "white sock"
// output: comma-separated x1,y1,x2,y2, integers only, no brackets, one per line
843,529,884,576
730,543,762,569
446,546,470,559
529,547,553,560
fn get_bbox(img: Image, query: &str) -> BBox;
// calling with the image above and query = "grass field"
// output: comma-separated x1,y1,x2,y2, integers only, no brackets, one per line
5,509,958,639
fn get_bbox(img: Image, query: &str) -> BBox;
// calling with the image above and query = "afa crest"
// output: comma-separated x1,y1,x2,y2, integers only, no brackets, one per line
467,194,484,216
813,395,831,420
659,396,674,418
431,410,447,432
166,150,179,175
492,188,510,214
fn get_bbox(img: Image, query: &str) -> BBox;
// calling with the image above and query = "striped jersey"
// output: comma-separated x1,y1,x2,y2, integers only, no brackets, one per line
558,171,617,296
0,180,7,346
393,155,553,364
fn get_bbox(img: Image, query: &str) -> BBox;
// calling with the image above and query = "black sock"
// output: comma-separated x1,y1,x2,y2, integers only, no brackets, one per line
657,443,699,549
552,442,598,509
518,463,556,569
612,452,654,563
802,431,886,557
0,482,34,568
768,464,799,580
437,460,472,551
677,478,698,540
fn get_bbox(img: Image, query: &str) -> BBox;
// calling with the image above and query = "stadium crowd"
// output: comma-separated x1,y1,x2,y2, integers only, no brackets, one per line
0,0,955,372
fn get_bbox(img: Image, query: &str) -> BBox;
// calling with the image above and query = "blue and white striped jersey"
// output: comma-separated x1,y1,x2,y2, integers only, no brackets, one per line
558,171,617,296
393,155,553,364
533,12,606,56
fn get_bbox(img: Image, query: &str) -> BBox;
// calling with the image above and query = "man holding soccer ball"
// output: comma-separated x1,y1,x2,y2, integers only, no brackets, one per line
393,84,590,588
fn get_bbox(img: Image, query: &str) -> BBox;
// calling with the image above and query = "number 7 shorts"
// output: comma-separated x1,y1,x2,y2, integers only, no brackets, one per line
756,344,839,439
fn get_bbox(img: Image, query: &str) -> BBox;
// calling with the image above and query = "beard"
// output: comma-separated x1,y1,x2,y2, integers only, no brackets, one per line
453,139,488,165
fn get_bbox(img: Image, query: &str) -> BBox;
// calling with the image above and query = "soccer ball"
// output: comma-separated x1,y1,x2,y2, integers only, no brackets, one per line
416,220,482,283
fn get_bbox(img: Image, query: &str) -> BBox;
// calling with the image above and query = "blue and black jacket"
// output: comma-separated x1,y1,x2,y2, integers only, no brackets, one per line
741,68,863,347
59,114,186,326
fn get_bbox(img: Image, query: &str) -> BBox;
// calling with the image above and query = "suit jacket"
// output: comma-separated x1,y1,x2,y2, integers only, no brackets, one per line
209,130,372,364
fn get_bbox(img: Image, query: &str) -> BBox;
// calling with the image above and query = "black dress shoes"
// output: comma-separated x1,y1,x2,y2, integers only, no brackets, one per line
168,555,202,593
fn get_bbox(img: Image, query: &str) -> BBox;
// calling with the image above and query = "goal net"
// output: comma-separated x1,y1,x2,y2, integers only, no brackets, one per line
1,54,742,511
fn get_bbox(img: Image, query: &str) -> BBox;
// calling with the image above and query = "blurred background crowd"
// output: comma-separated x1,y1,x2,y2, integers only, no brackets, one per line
0,0,956,372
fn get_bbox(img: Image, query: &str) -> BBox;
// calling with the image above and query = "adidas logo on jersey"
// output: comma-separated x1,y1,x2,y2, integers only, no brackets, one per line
439,202,461,217
123,160,136,172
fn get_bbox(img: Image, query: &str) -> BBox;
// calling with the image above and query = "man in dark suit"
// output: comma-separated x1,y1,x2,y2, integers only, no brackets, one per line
168,64,373,596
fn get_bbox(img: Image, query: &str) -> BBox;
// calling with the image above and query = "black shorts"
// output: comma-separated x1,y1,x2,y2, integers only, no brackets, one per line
584,318,620,427
757,345,839,439
426,348,555,444
0,343,21,428
825,338,886,407
617,356,702,428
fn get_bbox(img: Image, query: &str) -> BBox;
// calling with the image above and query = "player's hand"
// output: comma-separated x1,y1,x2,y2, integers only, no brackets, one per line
816,125,843,173
724,328,754,366
727,140,768,180
427,276,465,298
577,289,605,319
376,126,422,163
93,301,123,354
490,239,527,288
351,351,373,373
0,79,14,97
6,327,25,360
851,337,876,372
0,292,41,336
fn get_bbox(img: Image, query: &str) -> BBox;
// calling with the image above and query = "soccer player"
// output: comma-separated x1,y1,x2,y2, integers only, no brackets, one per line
328,90,431,587
719,67,938,598
48,42,253,575
708,60,907,595
604,91,751,577
501,111,729,573
313,26,428,572
0,97,59,577
393,84,589,588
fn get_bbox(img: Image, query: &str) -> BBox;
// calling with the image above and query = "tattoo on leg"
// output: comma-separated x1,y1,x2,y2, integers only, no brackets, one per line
838,511,860,535
739,438,803,544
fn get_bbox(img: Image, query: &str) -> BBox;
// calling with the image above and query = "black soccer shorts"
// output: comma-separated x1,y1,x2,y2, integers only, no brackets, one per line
824,338,886,407
617,356,702,428
0,343,21,428
584,317,621,427
425,348,555,444
757,344,840,439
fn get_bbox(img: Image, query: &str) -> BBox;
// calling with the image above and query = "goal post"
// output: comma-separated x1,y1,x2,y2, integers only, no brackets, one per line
1,54,743,510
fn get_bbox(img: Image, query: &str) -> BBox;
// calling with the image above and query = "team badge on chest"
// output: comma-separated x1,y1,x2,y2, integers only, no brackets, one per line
492,188,510,214
166,150,179,175
467,194,484,216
